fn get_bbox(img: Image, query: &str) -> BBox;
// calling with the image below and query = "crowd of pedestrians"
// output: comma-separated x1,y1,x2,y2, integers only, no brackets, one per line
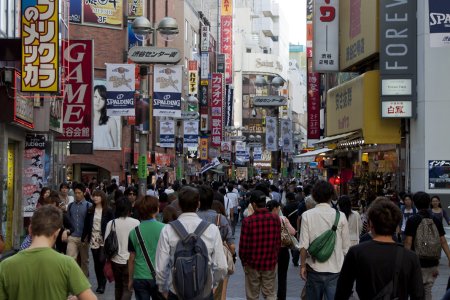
1,176,450,299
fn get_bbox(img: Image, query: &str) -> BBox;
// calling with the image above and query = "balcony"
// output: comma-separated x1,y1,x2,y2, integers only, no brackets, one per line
261,0,279,17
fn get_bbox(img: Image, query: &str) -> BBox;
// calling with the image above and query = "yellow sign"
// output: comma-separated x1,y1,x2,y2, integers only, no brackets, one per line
221,0,232,16
326,70,400,144
199,138,208,160
339,0,378,70
6,145,15,250
128,0,143,19
200,80,208,86
21,0,59,92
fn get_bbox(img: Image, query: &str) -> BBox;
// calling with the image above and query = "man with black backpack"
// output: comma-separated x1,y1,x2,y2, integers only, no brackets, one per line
404,191,450,300
155,186,227,300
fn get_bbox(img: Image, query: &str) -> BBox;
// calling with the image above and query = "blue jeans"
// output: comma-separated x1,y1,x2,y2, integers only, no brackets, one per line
133,279,158,300
305,270,339,300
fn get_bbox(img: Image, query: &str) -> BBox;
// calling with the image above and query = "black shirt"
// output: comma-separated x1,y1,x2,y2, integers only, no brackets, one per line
335,240,424,300
282,201,299,230
404,210,445,268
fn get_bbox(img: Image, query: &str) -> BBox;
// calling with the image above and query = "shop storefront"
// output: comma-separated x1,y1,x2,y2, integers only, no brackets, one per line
316,71,401,201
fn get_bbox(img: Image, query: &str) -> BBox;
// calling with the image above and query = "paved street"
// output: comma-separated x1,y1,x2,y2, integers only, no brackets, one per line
89,224,450,299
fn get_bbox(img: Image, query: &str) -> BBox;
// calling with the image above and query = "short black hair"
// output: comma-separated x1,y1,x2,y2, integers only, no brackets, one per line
73,183,86,193
255,183,270,197
286,192,296,202
178,186,200,213
198,185,214,211
367,197,401,236
311,181,335,203
266,199,280,211
59,182,70,190
413,191,431,210
249,190,266,208
115,196,132,218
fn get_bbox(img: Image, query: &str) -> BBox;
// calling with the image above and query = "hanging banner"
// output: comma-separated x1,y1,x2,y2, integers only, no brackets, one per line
82,0,123,29
200,53,210,80
106,64,136,116
235,141,248,163
224,85,233,127
254,147,263,161
93,79,122,150
188,60,198,95
69,0,82,23
49,95,63,133
221,141,232,152
199,82,209,113
281,119,293,153
265,116,278,151
21,0,59,92
23,134,46,217
307,70,321,139
201,157,220,173
313,0,339,72
184,120,199,148
211,73,224,147
199,137,209,161
201,25,210,52
153,65,182,117
58,40,93,141
160,120,175,148
429,0,450,47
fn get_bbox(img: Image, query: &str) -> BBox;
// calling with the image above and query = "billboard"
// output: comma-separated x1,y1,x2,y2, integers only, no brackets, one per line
93,79,122,150
106,64,136,116
22,0,59,92
82,0,123,29
221,16,233,84
58,40,93,141
211,73,224,147
153,65,182,117
429,0,450,47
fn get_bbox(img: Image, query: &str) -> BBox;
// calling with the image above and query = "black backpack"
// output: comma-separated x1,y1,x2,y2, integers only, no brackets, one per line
170,220,212,300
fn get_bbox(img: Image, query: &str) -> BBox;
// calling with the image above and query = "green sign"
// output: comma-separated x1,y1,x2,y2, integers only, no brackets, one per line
138,155,147,179
282,167,288,178
248,166,254,178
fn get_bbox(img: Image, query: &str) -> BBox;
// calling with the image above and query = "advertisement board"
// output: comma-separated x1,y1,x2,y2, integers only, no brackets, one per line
429,160,450,189
160,120,175,148
210,73,224,147
106,64,136,116
221,15,233,84
82,0,123,29
184,120,199,148
307,70,321,139
265,116,278,151
429,0,450,47
153,65,182,117
188,60,198,95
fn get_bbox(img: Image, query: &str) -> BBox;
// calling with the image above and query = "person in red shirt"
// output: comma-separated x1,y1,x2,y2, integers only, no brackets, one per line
239,190,281,300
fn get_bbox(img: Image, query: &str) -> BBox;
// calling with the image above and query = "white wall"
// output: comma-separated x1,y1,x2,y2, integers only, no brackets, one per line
410,0,450,193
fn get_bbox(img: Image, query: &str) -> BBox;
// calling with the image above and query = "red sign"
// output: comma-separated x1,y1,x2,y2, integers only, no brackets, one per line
307,67,320,139
220,15,233,84
155,153,172,166
57,40,93,141
210,73,224,147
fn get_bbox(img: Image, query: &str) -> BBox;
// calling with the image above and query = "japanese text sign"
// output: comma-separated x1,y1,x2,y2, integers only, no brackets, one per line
220,15,233,84
188,60,198,95
210,73,224,147
201,26,210,52
57,40,93,141
82,0,123,29
21,0,59,92
307,70,321,139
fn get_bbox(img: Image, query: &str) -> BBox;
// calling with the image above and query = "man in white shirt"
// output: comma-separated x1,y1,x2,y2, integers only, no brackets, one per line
299,180,350,300
224,184,239,236
155,186,228,300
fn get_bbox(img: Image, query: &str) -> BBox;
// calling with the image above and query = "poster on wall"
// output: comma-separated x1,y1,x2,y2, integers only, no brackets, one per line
23,134,46,217
21,0,59,92
429,160,450,189
429,0,450,47
106,64,135,116
82,0,123,29
93,79,122,150
58,40,93,141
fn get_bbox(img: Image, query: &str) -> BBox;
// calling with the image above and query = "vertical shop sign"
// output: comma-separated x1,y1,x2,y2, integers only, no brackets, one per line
211,73,224,147
160,120,175,148
5,145,15,249
313,0,339,72
429,0,450,47
306,0,314,58
221,0,233,84
380,0,416,118
200,53,209,80
281,119,293,153
265,116,278,151
307,71,321,139
184,120,199,148
201,25,210,52
83,0,123,29
153,65,182,117
21,0,59,92
23,134,46,217
199,137,209,161
217,54,226,73
106,64,136,116
188,60,198,95
58,40,93,141
224,85,233,127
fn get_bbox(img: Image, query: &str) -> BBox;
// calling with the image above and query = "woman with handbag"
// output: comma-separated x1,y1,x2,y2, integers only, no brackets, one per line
197,185,235,300
128,195,165,300
266,200,296,300
83,190,114,294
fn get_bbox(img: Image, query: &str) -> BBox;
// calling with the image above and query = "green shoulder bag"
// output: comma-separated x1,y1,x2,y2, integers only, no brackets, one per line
307,210,340,263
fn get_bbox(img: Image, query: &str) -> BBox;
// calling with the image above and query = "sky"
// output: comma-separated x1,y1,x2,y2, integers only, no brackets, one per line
284,0,307,45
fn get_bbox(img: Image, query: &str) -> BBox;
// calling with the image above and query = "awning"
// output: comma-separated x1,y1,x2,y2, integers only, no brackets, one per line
313,131,361,147
293,148,331,163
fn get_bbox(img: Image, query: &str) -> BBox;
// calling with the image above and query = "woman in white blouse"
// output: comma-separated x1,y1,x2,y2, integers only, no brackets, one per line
338,195,362,247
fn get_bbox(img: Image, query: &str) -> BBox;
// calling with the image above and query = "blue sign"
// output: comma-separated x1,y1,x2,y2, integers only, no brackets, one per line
128,21,143,50
106,91,135,116
69,0,82,23
429,0,450,47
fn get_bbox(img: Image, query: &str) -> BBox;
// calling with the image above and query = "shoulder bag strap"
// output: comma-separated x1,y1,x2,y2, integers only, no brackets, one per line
135,226,157,279
332,211,340,231
216,214,221,226
392,245,404,298
288,209,298,218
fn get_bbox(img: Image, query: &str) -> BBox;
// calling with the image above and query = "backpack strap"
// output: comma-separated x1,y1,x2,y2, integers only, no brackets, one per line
332,211,340,231
169,220,190,240
194,220,211,237
216,214,221,226
392,245,404,298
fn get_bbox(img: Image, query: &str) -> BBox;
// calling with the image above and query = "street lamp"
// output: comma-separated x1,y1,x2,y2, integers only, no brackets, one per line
130,16,179,197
